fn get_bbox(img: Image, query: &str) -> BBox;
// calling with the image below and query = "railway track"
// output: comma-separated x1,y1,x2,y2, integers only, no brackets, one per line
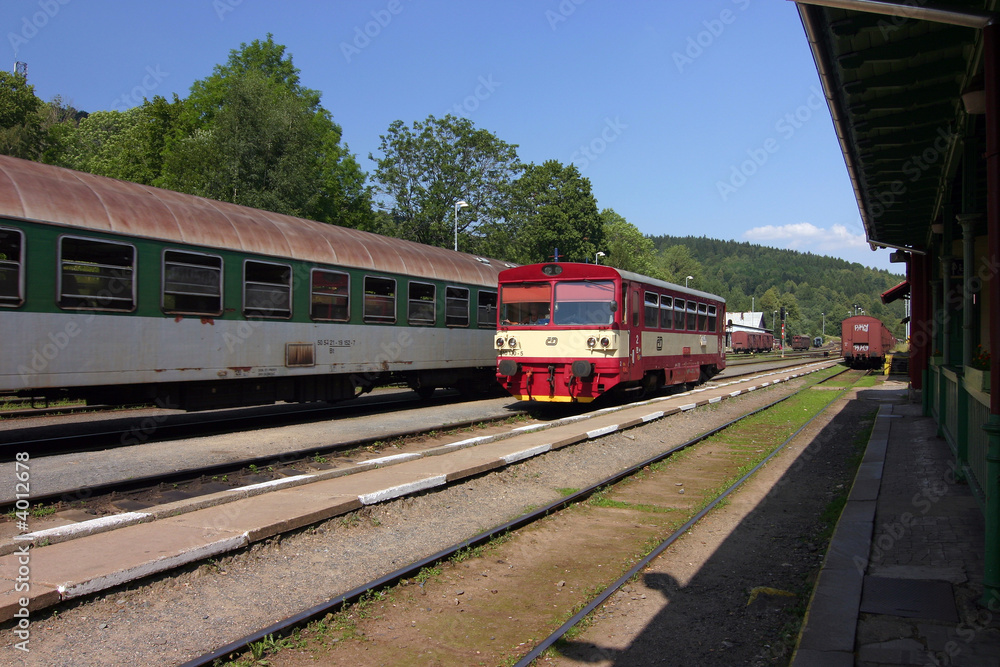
170,364,865,666
0,360,842,514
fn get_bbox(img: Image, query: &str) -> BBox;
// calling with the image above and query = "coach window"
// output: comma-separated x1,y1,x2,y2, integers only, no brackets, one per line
446,286,470,327
644,292,659,328
707,305,717,332
686,300,698,330
408,281,436,325
674,299,686,331
660,296,672,329
0,227,24,307
244,260,291,318
58,236,136,311
363,276,396,323
477,290,497,328
311,269,349,321
162,250,222,316
697,303,709,331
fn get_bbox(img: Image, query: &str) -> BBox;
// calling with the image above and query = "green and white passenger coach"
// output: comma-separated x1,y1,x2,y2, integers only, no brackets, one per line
0,155,506,410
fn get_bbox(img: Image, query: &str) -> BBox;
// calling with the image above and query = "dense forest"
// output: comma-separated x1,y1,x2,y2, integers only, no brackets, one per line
649,235,907,341
0,35,908,344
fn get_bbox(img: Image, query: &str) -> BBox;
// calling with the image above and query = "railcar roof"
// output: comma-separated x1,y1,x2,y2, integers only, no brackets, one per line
499,263,725,304
0,155,510,287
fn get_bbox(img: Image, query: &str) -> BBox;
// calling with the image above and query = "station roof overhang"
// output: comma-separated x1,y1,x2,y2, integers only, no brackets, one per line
881,279,911,303
795,0,997,253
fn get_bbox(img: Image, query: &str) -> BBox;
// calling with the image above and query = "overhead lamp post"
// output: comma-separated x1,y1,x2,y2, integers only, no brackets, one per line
454,200,469,252
822,312,825,337
773,310,777,332
595,251,606,265
685,275,693,288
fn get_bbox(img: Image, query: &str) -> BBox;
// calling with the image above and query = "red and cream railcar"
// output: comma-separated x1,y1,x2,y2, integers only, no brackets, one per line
841,315,895,369
494,263,726,403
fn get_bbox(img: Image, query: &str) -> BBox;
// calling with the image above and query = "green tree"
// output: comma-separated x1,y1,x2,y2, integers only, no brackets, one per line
370,114,523,249
599,208,662,278
0,71,43,159
161,35,371,226
655,244,702,286
505,160,602,264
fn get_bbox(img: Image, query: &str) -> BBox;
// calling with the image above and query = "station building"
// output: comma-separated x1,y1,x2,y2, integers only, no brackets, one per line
797,0,1000,602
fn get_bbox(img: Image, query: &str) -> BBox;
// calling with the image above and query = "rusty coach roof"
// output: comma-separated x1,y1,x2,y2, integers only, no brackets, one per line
0,155,509,287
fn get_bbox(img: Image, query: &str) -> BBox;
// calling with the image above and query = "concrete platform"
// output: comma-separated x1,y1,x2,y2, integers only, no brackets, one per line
792,391,1000,666
0,362,834,623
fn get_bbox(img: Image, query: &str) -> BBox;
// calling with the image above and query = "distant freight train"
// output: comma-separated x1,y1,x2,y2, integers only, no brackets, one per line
790,335,811,351
730,330,773,353
841,316,895,369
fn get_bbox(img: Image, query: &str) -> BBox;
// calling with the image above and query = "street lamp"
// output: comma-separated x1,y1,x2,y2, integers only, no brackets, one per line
773,310,777,332
454,200,469,252
595,251,606,265
822,312,825,337
685,275,693,288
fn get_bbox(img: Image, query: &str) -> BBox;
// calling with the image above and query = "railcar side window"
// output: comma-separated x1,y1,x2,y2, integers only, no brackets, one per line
644,292,658,328
162,250,222,315
477,290,497,328
244,260,291,318
674,299,685,331
660,296,673,329
364,276,396,323
708,305,717,332
0,227,23,307
311,270,349,321
58,236,136,311
698,303,709,331
446,286,470,327
408,281,436,325
686,301,698,330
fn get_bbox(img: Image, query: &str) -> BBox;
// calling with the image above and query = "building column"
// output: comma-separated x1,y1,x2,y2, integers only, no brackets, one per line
980,20,1000,606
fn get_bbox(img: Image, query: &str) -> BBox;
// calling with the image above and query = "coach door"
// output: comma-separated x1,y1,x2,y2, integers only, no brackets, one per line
625,285,643,381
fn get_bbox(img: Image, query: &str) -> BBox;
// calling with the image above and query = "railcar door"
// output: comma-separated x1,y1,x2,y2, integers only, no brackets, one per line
624,283,643,381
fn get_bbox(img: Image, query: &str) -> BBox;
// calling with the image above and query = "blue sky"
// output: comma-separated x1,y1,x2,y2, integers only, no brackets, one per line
2,0,900,274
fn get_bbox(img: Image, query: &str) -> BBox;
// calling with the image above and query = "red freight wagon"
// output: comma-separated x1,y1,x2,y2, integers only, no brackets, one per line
841,315,895,369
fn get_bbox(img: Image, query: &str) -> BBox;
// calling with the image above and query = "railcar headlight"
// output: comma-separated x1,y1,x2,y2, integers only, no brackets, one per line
587,336,597,348
508,337,517,348
496,337,506,348
600,336,611,348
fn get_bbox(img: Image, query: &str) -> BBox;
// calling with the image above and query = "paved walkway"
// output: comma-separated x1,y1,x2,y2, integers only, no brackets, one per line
792,389,1000,666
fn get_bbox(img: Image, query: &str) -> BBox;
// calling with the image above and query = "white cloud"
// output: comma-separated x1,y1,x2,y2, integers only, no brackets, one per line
743,222,867,252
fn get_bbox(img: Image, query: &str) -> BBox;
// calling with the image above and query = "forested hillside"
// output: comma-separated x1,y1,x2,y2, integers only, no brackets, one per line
649,235,908,342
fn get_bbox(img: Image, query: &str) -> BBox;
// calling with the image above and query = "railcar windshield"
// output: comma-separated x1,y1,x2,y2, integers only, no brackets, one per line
500,282,552,325
552,280,616,325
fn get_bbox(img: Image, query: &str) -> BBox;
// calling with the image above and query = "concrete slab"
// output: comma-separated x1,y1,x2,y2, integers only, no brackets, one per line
0,577,60,623
163,488,362,543
0,521,247,601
